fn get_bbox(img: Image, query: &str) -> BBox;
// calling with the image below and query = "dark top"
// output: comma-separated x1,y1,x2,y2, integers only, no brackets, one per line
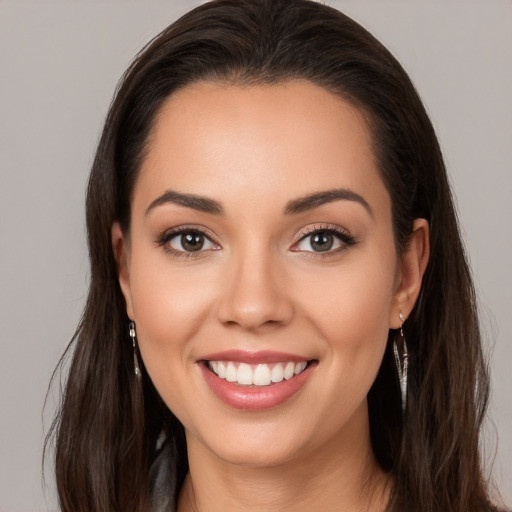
149,440,177,512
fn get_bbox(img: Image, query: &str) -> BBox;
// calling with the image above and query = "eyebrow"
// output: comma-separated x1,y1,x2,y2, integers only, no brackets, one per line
145,190,224,216
284,188,373,217
145,187,372,218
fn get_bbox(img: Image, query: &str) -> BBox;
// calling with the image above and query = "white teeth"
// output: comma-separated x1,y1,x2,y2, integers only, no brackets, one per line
237,363,253,385
208,360,308,387
253,364,272,386
284,362,295,380
225,362,237,382
217,361,226,378
295,361,307,375
271,363,284,383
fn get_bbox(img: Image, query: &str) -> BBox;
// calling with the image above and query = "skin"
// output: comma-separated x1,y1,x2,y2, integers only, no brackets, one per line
113,81,429,512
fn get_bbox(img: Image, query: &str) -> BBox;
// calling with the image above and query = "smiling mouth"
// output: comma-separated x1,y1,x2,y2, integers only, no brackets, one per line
205,360,310,387
199,352,317,409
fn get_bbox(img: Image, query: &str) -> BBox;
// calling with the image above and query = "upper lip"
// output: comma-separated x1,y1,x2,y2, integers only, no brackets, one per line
197,349,311,364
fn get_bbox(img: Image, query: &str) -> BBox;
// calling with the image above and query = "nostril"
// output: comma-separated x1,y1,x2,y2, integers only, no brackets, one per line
217,296,295,331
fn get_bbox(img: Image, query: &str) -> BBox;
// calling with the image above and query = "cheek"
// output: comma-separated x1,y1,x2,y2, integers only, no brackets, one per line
130,245,214,329
303,248,395,315
127,249,217,393
296,248,397,377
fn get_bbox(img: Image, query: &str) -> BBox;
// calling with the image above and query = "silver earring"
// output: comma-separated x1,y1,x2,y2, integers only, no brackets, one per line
393,312,408,414
129,321,142,378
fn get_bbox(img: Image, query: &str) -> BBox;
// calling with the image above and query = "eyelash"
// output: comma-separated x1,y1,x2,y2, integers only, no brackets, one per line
155,224,357,259
156,226,220,259
292,224,358,257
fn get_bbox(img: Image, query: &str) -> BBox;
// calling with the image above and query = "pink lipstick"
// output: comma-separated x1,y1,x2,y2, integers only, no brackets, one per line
198,350,316,410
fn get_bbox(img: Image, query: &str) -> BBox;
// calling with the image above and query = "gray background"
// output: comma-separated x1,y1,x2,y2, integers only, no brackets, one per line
0,1,510,510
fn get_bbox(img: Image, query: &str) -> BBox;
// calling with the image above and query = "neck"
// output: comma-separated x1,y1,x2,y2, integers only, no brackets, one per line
177,406,390,512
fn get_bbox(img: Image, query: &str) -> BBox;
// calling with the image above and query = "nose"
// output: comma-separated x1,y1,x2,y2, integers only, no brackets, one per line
216,247,294,331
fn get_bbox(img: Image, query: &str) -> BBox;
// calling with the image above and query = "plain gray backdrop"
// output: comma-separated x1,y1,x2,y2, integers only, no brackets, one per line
0,1,510,510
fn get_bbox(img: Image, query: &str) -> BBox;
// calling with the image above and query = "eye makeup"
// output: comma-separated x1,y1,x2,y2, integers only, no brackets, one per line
154,221,358,261
292,223,358,255
155,225,221,259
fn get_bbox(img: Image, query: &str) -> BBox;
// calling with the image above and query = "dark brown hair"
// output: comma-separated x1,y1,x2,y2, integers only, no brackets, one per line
46,1,498,511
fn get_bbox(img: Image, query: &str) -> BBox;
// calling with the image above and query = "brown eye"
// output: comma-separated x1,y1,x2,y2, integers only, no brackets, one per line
168,231,215,252
310,232,334,252
296,230,339,253
181,232,204,251
293,227,356,254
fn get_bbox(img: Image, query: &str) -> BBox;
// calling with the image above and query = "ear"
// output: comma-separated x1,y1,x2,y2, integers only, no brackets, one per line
389,218,430,328
112,222,135,320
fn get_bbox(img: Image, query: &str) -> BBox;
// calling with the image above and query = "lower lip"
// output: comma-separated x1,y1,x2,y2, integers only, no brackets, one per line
200,362,316,410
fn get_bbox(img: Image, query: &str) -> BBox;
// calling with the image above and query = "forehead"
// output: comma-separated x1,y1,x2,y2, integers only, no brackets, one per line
135,80,388,216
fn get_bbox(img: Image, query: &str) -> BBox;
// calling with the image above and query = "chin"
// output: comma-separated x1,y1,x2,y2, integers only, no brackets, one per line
209,437,306,468
182,411,316,468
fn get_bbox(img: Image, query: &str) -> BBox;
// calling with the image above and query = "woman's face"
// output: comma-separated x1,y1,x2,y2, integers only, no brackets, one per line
115,81,422,467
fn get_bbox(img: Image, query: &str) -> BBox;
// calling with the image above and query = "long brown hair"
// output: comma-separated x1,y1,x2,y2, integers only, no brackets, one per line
46,1,497,511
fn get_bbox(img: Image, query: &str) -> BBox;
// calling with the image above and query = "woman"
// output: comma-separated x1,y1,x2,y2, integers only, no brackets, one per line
47,0,503,511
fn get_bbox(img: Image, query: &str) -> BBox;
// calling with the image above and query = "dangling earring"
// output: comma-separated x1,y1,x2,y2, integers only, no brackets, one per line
393,311,408,414
129,321,142,378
